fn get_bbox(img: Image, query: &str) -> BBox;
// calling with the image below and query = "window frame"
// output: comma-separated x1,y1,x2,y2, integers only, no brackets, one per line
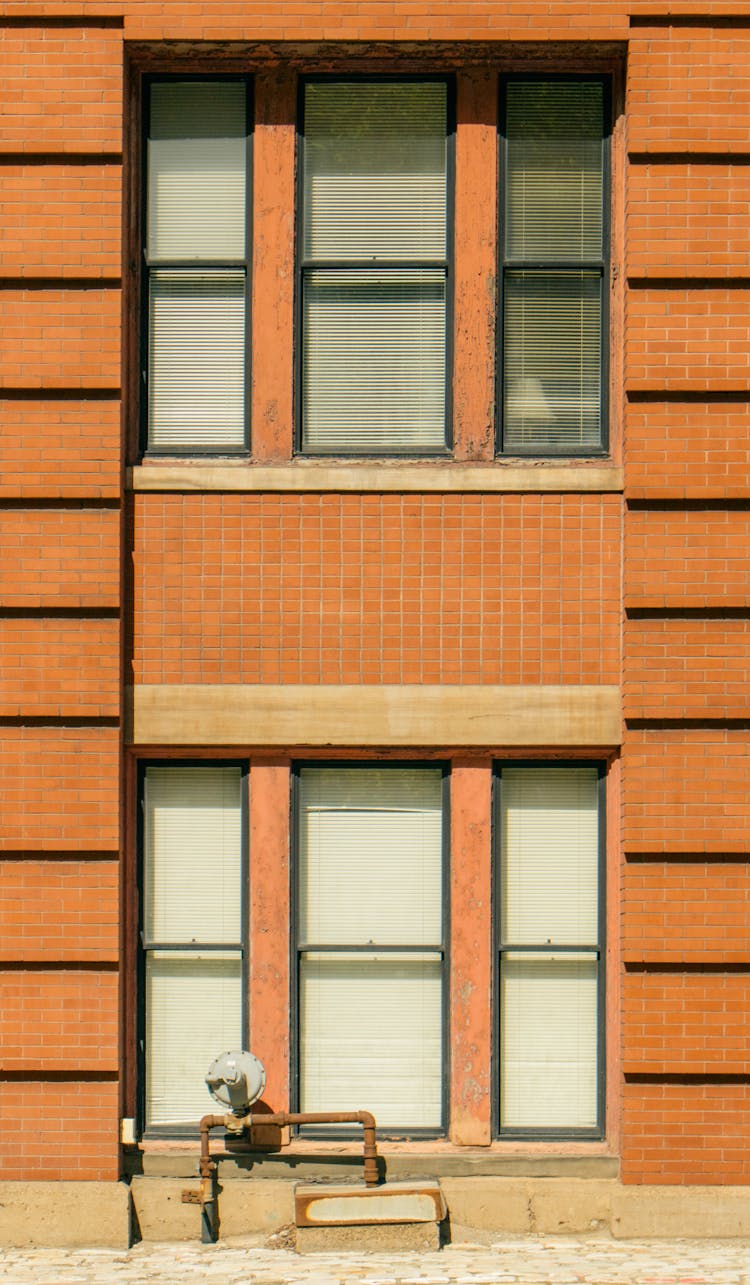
139,74,254,459
290,759,451,1137
492,760,607,1140
295,74,456,459
496,73,612,459
136,759,250,1138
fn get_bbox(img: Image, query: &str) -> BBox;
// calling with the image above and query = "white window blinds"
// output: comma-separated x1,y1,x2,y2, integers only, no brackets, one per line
502,80,606,455
143,766,243,1128
301,81,449,455
146,80,248,452
499,766,601,1132
297,766,444,1130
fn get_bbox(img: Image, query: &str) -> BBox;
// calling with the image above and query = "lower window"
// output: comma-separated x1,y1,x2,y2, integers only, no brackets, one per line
294,763,447,1132
495,763,605,1136
140,764,246,1131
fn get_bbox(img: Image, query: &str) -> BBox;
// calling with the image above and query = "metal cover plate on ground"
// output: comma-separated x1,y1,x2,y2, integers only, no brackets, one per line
295,1180,446,1227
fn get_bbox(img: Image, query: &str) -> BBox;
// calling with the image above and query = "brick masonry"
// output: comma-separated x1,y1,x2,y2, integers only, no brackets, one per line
0,0,749,1195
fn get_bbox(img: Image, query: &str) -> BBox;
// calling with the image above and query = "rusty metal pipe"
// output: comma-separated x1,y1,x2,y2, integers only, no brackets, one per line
197,1107,381,1238
245,1111,381,1187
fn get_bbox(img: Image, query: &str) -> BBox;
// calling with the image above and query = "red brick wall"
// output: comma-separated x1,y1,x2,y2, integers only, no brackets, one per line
0,13,123,1180
133,493,622,685
622,12,750,1185
2,0,749,1190
622,862,750,965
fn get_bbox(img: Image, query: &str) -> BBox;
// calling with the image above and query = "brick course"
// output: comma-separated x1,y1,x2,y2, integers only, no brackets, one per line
133,492,622,686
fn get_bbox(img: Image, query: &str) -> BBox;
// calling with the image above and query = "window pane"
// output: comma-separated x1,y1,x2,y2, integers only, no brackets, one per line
300,953,442,1129
148,81,246,262
503,270,601,454
501,767,599,946
298,766,443,946
501,954,598,1130
303,82,447,262
143,766,242,945
303,268,446,453
148,269,245,451
146,950,242,1127
505,81,603,262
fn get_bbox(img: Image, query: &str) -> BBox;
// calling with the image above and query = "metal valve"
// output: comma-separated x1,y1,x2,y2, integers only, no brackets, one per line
205,1050,266,1116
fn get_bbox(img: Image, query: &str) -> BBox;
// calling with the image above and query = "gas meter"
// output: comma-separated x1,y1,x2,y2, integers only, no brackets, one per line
205,1050,266,1116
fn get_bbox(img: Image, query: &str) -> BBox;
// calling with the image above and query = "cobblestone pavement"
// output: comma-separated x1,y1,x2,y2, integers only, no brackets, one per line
1,1235,750,1284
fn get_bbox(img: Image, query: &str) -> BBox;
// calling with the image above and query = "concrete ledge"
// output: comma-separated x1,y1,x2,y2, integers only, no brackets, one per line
296,1222,441,1252
130,1175,294,1242
130,462,623,495
611,1186,750,1239
0,1181,131,1249
440,1177,616,1235
295,1180,446,1226
127,683,622,748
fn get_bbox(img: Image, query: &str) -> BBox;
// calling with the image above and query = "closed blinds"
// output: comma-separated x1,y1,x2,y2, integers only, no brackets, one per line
301,81,449,454
502,80,605,455
297,766,444,1129
143,766,243,1128
146,80,248,452
499,767,601,1132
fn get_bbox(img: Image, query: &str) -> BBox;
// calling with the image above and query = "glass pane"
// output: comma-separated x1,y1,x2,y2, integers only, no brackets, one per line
503,270,602,454
303,81,447,262
148,81,246,262
146,950,242,1127
302,268,446,453
501,767,599,946
505,80,603,262
148,269,245,451
144,766,242,944
501,954,598,1130
298,767,443,946
300,953,442,1129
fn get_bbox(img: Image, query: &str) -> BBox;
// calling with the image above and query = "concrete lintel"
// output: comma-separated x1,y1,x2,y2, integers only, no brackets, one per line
127,684,622,748
129,462,623,494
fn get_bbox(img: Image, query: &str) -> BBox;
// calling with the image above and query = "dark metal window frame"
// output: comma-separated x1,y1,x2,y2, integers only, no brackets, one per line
136,759,250,1138
492,760,606,1140
290,759,451,1138
140,74,254,458
295,74,456,458
496,73,612,458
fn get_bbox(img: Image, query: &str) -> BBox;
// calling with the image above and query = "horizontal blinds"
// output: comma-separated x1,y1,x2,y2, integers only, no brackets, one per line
148,269,245,450
500,954,598,1129
298,766,444,1130
300,953,442,1128
503,270,601,453
143,766,242,944
505,81,603,262
146,951,242,1127
500,767,599,945
303,81,447,261
302,268,446,453
148,81,246,262
298,766,443,945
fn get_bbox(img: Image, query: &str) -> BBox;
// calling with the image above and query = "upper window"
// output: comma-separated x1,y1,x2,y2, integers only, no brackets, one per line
499,78,609,456
299,79,452,456
143,79,251,454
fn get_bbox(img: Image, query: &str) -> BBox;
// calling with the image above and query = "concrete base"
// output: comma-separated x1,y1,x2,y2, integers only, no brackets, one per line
0,1181,131,1249
130,1175,294,1242
296,1222,441,1252
6,1174,750,1246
